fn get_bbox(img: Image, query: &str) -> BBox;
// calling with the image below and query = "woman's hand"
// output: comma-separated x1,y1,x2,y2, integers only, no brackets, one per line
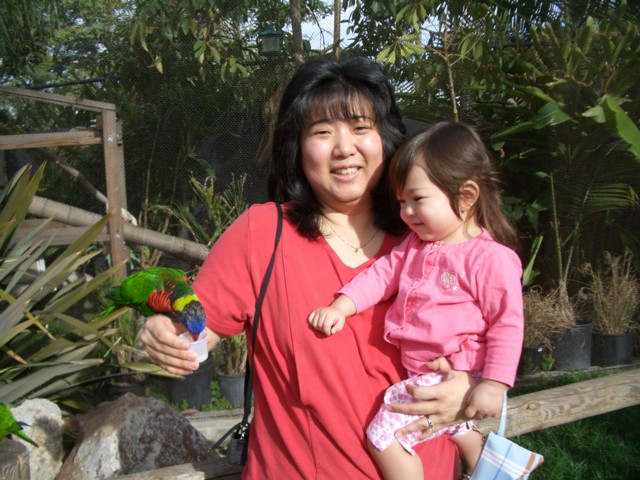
388,357,477,441
139,315,207,375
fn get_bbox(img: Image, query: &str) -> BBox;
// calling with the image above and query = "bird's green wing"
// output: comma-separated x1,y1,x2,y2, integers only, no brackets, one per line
103,267,192,318
143,267,194,296
109,270,166,315
110,267,191,314
0,402,14,440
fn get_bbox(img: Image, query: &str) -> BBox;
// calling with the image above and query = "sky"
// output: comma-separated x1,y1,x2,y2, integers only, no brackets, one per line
299,3,356,52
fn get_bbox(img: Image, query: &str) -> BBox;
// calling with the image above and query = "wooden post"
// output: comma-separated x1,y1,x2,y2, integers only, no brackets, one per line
0,86,132,279
101,110,129,279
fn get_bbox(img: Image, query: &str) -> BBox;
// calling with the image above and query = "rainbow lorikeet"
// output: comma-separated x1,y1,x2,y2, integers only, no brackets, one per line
102,267,206,340
0,402,39,447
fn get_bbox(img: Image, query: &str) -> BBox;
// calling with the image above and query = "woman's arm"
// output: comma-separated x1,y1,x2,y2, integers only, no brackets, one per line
388,357,477,440
139,315,224,375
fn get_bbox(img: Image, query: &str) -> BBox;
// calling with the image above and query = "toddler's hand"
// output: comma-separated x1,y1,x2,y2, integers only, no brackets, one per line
308,306,346,336
464,380,507,420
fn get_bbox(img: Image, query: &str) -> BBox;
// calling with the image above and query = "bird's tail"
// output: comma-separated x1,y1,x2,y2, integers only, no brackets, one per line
16,421,39,448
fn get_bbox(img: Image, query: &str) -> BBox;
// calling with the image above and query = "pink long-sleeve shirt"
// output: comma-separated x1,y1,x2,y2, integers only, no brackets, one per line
340,229,524,387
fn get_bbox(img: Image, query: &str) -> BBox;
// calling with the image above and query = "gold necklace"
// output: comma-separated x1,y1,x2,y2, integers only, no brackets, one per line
324,221,380,253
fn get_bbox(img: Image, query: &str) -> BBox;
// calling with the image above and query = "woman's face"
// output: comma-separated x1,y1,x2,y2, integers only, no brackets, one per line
300,109,385,213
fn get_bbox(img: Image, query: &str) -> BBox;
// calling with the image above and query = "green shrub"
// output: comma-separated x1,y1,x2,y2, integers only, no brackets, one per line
0,165,125,408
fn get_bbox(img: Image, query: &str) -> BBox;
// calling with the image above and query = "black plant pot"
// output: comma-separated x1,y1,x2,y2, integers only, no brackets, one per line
106,376,146,400
591,332,633,367
164,354,214,409
518,346,548,375
217,374,246,405
553,323,592,371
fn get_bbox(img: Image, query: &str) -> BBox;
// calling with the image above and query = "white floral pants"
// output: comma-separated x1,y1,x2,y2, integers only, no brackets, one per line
367,371,474,454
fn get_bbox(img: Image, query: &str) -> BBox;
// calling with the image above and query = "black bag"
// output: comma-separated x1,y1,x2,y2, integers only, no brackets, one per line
227,421,250,465
214,203,283,466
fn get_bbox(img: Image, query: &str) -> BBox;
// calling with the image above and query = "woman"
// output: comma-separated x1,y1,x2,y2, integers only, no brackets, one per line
140,57,475,479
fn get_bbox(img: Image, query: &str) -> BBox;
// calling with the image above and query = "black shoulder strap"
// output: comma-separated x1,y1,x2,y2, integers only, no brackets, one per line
242,202,283,422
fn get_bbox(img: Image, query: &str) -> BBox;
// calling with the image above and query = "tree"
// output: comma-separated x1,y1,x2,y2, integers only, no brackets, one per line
493,10,640,304
0,0,64,81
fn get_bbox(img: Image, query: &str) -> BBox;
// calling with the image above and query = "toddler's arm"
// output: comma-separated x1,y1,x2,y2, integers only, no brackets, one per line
308,295,357,336
464,379,508,419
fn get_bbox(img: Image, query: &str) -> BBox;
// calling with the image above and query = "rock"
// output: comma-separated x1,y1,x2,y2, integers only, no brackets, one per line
12,398,64,480
0,440,31,480
58,393,213,479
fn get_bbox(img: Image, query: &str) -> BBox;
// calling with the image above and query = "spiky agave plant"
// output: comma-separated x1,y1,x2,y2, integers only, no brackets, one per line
0,164,129,406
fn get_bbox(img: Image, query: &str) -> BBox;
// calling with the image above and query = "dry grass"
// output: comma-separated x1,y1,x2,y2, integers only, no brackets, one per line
523,286,577,348
582,250,640,335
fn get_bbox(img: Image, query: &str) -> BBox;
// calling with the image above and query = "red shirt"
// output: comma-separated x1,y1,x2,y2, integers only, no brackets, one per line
194,203,458,479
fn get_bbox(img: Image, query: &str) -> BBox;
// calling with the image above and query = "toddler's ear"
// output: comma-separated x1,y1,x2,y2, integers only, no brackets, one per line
459,180,480,213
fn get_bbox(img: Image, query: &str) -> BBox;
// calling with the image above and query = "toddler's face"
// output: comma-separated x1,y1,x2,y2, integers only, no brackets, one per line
397,166,465,244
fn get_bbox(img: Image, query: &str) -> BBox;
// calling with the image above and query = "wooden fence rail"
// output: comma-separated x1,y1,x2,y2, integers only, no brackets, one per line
0,86,129,279
475,368,639,436
25,196,210,262
113,368,640,480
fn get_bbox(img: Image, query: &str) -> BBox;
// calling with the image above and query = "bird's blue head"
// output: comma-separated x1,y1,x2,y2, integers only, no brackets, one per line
175,297,206,340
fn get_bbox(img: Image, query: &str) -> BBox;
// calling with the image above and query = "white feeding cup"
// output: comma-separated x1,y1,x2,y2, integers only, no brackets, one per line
179,331,209,363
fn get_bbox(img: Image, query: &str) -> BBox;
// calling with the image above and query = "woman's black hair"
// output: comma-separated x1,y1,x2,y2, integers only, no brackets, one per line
268,56,407,238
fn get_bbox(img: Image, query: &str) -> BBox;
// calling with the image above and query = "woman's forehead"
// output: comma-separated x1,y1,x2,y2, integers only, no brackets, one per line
304,91,375,124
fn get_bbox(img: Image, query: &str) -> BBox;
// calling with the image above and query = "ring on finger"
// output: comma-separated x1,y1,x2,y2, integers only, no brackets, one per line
425,415,436,432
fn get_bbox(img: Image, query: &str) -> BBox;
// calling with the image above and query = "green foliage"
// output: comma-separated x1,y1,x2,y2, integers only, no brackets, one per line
0,0,64,80
129,0,329,80
493,12,640,299
0,165,125,406
153,174,248,247
541,353,554,372
209,380,234,410
514,408,640,480
345,3,640,291
213,334,247,376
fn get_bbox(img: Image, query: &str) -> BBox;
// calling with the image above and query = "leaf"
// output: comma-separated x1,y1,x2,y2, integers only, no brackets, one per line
376,45,396,64
600,95,640,161
533,102,572,128
520,86,556,105
576,16,595,54
209,44,221,64
151,55,163,74
0,165,44,251
120,361,176,377
0,344,100,403
44,262,122,315
585,184,638,211
523,234,544,287
612,22,637,65
583,104,606,123
494,120,536,138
